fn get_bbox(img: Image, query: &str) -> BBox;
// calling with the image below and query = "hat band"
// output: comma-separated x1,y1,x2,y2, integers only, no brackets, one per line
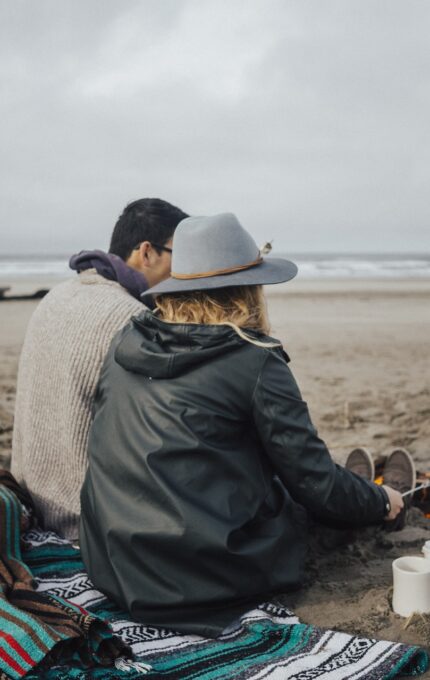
171,256,263,280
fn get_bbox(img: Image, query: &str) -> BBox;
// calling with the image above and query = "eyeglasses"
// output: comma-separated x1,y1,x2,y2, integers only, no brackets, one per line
133,242,172,254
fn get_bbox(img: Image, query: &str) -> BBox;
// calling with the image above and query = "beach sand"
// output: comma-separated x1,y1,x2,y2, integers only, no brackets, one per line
1,276,430,664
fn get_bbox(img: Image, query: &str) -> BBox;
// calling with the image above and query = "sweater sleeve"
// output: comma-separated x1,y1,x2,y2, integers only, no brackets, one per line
251,350,387,527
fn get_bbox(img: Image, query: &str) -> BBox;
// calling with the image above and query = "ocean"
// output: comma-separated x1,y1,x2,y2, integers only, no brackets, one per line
1,253,430,280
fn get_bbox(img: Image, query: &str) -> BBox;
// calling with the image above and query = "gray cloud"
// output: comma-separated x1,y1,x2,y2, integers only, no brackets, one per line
1,0,429,254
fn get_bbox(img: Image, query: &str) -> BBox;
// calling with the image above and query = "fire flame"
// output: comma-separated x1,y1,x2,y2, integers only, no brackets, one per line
372,471,430,518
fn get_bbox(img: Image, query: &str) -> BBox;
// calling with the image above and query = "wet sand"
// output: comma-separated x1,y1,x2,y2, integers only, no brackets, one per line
1,276,430,664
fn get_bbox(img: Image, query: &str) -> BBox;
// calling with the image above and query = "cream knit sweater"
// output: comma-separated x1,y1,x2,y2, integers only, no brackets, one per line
11,270,144,541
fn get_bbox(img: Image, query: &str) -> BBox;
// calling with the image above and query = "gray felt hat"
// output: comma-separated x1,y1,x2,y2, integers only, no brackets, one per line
141,212,298,300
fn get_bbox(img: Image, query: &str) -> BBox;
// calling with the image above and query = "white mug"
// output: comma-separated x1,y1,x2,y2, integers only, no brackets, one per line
392,556,430,617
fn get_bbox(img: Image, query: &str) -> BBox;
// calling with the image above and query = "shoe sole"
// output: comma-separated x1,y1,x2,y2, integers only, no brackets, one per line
384,447,417,494
345,447,375,481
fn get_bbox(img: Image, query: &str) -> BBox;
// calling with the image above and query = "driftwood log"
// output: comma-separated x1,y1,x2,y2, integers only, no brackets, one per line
0,288,49,302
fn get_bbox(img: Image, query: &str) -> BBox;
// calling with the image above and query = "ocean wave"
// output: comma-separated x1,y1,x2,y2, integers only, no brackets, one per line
0,258,70,278
291,258,430,278
1,256,430,279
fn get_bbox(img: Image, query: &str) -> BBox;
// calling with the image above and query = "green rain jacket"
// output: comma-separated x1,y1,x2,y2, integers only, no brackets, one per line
80,310,388,636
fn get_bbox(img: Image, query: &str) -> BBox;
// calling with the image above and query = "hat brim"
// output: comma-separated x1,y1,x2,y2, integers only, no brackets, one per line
141,257,298,300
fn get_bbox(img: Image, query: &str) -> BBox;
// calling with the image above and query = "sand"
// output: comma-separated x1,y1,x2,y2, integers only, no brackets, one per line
1,275,430,666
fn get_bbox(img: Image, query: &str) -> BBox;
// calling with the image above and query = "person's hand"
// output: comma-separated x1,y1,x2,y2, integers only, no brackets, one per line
382,485,404,521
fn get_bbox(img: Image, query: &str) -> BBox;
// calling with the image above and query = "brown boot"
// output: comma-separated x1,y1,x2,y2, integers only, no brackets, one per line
345,447,375,481
383,448,416,532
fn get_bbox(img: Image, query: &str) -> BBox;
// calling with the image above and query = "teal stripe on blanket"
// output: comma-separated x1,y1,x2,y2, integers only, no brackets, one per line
0,488,24,564
23,547,82,561
0,597,58,651
93,602,121,617
385,647,430,680
149,623,296,670
28,562,84,576
149,623,314,679
0,637,32,678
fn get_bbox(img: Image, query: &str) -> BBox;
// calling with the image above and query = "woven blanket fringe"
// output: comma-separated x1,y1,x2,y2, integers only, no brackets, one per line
114,658,152,673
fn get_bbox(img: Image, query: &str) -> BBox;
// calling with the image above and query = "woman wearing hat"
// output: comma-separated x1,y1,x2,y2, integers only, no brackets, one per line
80,213,403,637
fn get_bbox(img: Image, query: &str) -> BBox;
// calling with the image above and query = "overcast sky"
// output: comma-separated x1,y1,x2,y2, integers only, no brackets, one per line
1,0,429,254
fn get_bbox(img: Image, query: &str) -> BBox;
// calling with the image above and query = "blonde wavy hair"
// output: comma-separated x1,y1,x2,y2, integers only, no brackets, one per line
155,285,281,348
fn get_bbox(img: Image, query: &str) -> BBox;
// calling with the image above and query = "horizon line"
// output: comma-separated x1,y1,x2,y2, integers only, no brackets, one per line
1,251,430,259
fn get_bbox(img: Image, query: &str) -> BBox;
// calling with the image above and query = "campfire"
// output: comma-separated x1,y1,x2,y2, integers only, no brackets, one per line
374,456,430,517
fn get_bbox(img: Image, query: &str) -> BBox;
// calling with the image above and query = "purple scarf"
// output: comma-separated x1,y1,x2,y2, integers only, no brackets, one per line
69,250,152,305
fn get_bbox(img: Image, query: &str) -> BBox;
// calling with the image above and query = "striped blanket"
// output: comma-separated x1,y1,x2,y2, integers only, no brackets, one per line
1,478,429,679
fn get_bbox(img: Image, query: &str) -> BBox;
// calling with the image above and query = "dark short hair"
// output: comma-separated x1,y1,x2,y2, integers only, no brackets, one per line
109,198,188,260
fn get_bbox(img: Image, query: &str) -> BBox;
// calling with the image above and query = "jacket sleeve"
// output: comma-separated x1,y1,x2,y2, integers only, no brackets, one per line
252,350,387,527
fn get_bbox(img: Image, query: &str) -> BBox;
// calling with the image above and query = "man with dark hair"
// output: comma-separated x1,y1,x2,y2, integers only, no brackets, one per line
11,198,188,541
110,198,183,264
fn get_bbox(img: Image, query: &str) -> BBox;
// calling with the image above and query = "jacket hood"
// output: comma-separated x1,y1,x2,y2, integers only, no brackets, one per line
115,310,258,378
